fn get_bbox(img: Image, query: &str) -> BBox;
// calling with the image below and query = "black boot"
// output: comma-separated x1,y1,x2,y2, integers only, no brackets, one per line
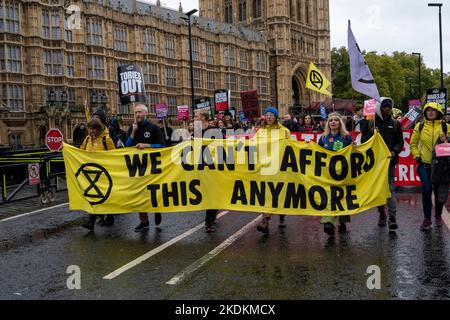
82,215,96,231
101,215,115,227
154,213,162,226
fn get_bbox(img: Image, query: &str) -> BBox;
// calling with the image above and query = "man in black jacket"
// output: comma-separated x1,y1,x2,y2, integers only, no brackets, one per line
361,97,404,230
126,104,165,232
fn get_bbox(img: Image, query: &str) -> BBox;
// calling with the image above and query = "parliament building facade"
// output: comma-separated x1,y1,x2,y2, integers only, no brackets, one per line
0,0,330,149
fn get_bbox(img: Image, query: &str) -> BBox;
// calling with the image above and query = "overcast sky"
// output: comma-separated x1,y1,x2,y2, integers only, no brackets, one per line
149,0,450,72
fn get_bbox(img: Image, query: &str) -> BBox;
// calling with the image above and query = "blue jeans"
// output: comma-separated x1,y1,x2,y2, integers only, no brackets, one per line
417,164,445,220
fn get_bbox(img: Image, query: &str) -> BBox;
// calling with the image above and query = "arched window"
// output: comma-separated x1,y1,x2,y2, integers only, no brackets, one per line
305,0,310,25
225,0,232,23
253,0,262,18
239,0,247,21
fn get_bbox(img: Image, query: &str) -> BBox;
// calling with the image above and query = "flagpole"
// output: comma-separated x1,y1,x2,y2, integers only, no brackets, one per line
308,91,311,115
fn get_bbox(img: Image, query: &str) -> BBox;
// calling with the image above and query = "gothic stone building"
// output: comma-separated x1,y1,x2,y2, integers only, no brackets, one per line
200,0,331,113
0,0,330,150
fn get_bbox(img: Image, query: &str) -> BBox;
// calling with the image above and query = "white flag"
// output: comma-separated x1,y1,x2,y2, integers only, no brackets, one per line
347,21,380,101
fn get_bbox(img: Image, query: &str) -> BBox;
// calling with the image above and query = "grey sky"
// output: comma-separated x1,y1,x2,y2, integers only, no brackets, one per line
149,0,449,72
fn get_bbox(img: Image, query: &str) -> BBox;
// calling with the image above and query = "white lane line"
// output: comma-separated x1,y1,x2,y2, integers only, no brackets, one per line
0,202,69,223
166,215,262,286
103,210,230,280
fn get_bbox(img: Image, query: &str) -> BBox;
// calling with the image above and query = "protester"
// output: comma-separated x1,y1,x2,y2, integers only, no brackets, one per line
209,119,217,128
283,114,300,132
410,102,450,231
80,117,115,231
158,120,173,147
188,121,195,138
317,112,353,236
126,104,165,232
223,110,236,130
315,119,325,132
255,107,291,234
92,109,107,127
300,114,316,133
445,114,450,124
217,119,226,137
361,97,404,230
194,109,222,233
353,106,364,132
108,116,127,148
91,109,118,226
431,129,450,213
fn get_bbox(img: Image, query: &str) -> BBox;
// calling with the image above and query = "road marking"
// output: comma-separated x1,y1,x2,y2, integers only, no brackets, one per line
0,202,69,223
103,211,230,280
166,215,262,286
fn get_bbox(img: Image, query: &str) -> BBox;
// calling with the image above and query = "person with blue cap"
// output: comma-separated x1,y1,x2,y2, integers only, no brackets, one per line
255,107,291,233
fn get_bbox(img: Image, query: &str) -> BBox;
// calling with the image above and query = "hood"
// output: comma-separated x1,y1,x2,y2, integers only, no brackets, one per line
261,122,282,130
375,97,394,120
423,102,444,121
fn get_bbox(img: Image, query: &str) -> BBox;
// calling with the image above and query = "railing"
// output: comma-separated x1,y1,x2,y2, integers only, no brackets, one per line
0,149,66,205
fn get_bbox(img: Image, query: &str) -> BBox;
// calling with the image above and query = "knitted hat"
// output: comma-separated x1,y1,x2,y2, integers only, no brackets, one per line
264,107,279,119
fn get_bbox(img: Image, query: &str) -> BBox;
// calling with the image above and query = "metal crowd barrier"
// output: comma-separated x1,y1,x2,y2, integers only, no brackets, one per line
0,149,66,205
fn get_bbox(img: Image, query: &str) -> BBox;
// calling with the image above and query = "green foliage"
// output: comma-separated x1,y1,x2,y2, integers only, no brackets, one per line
331,47,448,111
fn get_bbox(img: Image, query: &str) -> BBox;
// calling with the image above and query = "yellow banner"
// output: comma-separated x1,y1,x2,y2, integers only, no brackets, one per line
306,62,332,96
62,131,391,215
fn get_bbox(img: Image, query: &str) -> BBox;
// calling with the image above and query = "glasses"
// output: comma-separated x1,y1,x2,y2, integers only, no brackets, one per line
328,118,340,122
265,114,275,118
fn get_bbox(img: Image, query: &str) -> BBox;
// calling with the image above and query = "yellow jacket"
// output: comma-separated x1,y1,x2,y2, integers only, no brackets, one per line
80,127,115,151
254,122,291,140
410,102,450,164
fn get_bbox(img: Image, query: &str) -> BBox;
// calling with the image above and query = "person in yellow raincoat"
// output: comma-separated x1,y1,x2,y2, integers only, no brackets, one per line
254,107,291,233
80,117,115,230
410,102,450,231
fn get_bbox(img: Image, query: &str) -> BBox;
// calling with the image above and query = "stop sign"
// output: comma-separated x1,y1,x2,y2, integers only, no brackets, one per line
45,128,64,151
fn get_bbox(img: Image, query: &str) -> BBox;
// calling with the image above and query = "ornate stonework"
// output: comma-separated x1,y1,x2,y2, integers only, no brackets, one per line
199,0,331,115
0,0,270,149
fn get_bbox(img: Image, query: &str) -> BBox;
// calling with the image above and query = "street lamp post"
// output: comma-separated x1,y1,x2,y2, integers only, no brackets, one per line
407,76,413,98
181,9,198,116
412,52,421,97
428,3,444,88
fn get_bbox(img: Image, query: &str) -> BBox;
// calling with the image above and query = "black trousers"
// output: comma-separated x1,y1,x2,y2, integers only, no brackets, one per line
205,209,218,227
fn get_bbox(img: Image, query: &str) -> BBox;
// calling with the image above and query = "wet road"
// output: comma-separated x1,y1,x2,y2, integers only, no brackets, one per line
1,191,450,300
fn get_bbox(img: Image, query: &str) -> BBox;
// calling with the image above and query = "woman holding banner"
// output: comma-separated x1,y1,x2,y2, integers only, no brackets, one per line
80,117,116,231
318,112,353,236
255,107,291,234
410,102,450,231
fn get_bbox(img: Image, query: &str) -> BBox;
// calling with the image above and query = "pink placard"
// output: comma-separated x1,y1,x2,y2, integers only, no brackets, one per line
363,99,377,117
435,143,450,157
177,105,190,121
